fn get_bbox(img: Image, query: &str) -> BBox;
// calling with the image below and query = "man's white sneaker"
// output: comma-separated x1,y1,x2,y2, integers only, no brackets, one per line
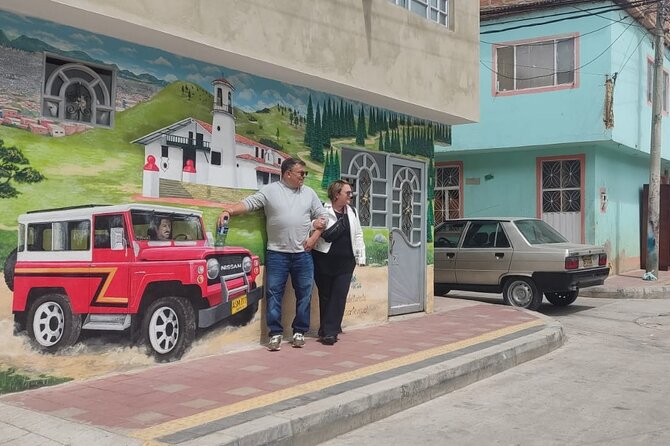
291,333,305,348
268,334,282,351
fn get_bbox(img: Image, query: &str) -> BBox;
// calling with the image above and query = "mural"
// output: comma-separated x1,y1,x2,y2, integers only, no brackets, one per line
0,9,447,370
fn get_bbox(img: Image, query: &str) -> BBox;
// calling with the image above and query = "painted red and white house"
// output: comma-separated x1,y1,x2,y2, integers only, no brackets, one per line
133,78,290,193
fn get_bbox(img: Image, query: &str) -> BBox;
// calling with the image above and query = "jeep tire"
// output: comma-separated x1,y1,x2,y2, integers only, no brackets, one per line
143,296,195,362
503,277,543,311
3,248,17,291
27,293,82,352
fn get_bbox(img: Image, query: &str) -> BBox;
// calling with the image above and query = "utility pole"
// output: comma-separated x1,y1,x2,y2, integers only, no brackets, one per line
646,0,667,278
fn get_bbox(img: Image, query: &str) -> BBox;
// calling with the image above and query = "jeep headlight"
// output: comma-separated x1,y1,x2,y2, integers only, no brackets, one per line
242,256,252,273
207,258,220,280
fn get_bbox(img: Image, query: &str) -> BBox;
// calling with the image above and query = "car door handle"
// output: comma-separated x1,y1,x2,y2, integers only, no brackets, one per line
446,252,455,259
495,252,504,259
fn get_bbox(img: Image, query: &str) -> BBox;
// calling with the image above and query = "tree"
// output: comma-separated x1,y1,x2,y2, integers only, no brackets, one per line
304,95,314,145
355,107,366,146
427,200,434,243
0,140,45,198
276,127,280,142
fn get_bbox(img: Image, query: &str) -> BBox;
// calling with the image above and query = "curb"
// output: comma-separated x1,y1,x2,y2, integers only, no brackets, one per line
171,320,564,446
580,286,670,299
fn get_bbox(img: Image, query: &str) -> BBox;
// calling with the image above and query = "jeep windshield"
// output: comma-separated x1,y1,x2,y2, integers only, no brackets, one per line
514,219,568,245
131,210,204,242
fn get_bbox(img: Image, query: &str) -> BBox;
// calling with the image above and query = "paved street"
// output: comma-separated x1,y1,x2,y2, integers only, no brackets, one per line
324,295,670,446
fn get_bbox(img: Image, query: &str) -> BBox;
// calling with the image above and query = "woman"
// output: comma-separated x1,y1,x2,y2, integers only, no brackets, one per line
310,180,365,345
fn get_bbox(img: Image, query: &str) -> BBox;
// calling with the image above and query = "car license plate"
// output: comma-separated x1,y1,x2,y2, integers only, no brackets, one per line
231,295,247,314
582,255,593,267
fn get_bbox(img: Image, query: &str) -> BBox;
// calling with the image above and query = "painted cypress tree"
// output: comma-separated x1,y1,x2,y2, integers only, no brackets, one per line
322,150,331,189
378,133,384,151
333,150,340,182
384,131,391,152
304,95,314,145
355,107,366,146
311,105,321,161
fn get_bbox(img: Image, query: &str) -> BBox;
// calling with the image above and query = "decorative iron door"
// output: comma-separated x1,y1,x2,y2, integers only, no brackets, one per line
539,157,583,243
388,156,426,316
340,147,426,317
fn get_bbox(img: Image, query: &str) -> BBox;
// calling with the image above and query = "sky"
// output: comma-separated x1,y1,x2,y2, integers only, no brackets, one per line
0,10,341,114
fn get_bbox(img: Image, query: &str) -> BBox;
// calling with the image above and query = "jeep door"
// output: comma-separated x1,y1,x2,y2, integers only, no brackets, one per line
90,213,132,310
454,221,513,286
434,221,467,284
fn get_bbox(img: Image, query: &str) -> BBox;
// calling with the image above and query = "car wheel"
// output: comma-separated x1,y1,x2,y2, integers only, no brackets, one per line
143,296,195,362
503,278,542,310
545,290,578,306
27,294,81,352
3,248,17,291
434,284,451,296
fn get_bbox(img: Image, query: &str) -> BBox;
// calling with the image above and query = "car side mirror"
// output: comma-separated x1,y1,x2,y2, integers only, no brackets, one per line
110,227,126,250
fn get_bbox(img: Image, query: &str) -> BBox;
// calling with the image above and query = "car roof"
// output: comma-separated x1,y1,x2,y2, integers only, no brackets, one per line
18,203,203,223
440,217,539,223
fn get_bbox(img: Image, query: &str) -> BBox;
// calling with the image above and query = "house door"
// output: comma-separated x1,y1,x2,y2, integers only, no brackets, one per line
340,147,427,317
539,156,584,243
387,156,426,316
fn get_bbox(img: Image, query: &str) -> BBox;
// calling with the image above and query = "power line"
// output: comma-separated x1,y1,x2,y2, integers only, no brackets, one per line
481,0,658,35
481,0,655,27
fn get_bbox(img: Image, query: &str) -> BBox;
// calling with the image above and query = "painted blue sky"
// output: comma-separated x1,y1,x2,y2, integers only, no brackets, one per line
0,10,341,114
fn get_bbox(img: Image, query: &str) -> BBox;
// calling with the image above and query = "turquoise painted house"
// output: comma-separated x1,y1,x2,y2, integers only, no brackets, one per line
435,0,670,274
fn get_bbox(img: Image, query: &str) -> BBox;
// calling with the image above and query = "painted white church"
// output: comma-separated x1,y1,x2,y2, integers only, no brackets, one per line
133,78,289,191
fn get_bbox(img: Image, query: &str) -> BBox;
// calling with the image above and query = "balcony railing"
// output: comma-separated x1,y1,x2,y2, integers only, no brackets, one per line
166,135,210,151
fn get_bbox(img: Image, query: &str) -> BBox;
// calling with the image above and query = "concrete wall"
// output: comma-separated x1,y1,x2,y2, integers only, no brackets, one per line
0,0,480,126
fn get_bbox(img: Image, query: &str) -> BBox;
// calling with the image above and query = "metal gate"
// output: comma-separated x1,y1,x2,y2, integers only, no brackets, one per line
340,147,426,316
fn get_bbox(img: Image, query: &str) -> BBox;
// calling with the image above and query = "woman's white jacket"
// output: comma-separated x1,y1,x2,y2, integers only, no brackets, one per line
313,201,366,265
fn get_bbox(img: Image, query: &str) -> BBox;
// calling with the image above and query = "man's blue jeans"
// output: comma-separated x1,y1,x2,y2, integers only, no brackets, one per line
265,250,314,336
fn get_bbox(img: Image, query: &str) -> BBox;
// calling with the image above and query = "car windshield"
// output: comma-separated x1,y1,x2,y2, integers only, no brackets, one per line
514,219,568,244
131,210,204,241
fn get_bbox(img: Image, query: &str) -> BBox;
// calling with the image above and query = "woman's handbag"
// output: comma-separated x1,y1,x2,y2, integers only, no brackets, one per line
321,214,347,243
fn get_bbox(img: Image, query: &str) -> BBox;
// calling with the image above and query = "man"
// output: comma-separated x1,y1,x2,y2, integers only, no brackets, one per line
218,158,327,351
156,218,172,241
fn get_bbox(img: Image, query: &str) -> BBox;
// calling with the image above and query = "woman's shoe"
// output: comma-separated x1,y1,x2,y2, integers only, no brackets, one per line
322,335,337,345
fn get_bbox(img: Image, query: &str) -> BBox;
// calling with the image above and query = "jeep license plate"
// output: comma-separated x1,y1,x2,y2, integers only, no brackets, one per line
582,255,593,267
231,295,247,314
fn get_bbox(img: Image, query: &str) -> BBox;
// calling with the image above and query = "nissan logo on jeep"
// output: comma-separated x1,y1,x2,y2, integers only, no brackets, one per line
221,263,242,271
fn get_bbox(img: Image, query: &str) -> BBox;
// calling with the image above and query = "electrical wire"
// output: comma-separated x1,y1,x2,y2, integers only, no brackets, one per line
481,0,658,35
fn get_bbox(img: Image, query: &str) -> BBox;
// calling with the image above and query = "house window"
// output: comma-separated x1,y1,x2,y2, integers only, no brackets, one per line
211,151,222,166
161,145,168,158
496,36,576,93
41,53,115,127
648,59,654,103
388,0,450,28
435,163,462,223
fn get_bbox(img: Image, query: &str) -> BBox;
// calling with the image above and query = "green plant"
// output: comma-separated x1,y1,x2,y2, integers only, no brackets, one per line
0,368,71,395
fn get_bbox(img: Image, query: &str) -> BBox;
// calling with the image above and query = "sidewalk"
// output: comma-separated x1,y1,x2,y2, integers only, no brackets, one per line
580,268,670,299
0,298,563,446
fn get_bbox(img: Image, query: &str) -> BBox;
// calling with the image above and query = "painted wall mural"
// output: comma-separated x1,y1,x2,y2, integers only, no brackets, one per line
0,9,447,369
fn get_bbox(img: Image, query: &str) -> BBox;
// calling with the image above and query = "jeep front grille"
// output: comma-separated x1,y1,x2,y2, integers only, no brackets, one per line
207,254,245,286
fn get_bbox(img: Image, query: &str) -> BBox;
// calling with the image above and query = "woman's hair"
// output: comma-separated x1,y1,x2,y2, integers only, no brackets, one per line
327,179,351,201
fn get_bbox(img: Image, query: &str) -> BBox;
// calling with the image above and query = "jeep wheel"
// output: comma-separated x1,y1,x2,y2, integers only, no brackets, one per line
27,294,81,352
545,290,578,307
503,278,542,311
143,296,195,362
3,248,17,291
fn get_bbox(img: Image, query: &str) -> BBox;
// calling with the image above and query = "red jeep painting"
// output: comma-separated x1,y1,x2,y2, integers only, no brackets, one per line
4,204,263,362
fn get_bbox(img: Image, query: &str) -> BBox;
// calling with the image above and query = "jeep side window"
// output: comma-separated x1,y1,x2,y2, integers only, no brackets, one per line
94,215,127,249
26,220,90,251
